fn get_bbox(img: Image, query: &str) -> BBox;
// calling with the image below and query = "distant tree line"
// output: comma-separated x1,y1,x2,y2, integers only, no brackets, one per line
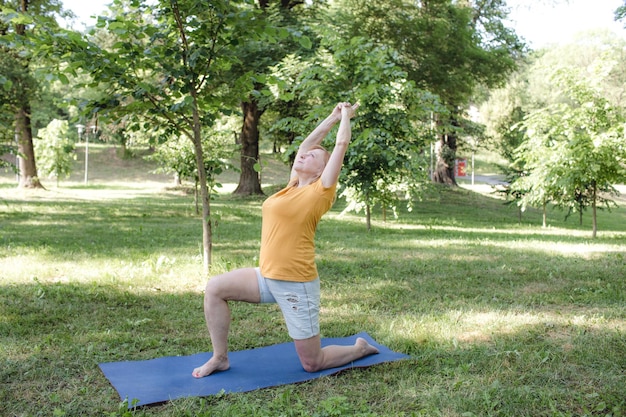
2,0,625,272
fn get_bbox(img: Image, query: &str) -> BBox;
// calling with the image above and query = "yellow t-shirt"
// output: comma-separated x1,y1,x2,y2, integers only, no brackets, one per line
259,178,336,282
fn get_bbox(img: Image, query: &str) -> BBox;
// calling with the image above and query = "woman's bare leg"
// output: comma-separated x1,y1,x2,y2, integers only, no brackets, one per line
294,334,379,373
192,267,260,378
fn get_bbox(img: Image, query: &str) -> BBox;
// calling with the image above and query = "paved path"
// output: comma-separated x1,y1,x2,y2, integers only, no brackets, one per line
458,175,626,204
456,174,507,185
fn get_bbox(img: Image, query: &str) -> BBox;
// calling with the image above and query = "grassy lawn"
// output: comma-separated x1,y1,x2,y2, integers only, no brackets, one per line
1,145,625,416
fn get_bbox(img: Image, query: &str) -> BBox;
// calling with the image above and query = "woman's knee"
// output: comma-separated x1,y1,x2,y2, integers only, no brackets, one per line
294,336,323,372
299,356,323,373
204,274,229,301
295,345,323,372
205,268,260,303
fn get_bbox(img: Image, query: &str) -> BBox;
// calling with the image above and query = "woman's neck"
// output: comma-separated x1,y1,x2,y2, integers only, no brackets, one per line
295,175,318,188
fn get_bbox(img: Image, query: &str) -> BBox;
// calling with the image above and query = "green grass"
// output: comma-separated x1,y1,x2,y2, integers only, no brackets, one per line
1,146,625,416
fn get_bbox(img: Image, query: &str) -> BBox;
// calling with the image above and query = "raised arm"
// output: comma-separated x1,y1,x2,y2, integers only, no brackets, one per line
290,104,343,179
321,102,359,188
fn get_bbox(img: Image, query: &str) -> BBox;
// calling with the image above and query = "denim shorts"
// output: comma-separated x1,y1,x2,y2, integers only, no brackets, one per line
255,267,320,340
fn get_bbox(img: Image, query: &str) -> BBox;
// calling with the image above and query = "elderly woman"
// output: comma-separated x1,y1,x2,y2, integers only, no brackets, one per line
193,102,378,378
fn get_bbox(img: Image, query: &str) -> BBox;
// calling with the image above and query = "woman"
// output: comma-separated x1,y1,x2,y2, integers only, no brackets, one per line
192,102,378,378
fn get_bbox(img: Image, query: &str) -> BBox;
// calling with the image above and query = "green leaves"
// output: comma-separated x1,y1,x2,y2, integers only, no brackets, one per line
33,119,76,185
0,75,13,91
511,66,626,235
0,7,34,26
308,36,437,225
298,35,312,49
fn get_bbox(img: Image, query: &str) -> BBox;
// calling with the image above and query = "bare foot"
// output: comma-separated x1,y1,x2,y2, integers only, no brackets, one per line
356,337,380,356
192,355,230,378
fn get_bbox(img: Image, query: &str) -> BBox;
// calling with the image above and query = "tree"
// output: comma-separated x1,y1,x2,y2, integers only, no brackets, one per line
508,119,558,228
478,62,530,221
264,53,313,164
525,30,626,110
147,122,237,213
232,0,315,196
511,67,626,237
45,0,268,273
479,67,529,166
147,134,197,187
329,38,440,229
336,0,525,185
269,31,442,229
482,30,626,227
0,0,67,188
33,119,75,187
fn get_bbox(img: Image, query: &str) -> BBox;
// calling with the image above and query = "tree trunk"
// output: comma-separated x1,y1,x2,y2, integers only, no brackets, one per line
542,201,547,228
13,0,41,189
234,98,264,195
432,133,458,186
366,203,372,232
592,182,597,238
579,209,583,226
190,94,212,274
194,179,199,215
16,105,42,189
235,0,299,194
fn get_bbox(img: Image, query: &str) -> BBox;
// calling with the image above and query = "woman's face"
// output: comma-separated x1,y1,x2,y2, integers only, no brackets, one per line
294,148,327,177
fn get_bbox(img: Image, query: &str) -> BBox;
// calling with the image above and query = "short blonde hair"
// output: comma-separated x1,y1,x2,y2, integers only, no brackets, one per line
289,145,332,187
309,145,331,166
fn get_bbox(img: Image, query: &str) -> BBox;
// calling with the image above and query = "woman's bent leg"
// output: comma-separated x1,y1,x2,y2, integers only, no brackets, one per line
192,267,260,378
293,335,380,373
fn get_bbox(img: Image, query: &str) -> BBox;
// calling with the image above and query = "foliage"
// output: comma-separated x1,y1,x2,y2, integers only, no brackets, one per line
33,118,76,186
38,0,279,270
332,38,440,226
264,53,318,161
484,32,626,150
263,0,526,192
510,67,626,236
0,34,37,117
527,31,626,109
0,144,15,171
146,119,239,200
270,33,442,228
332,0,525,184
56,0,254,130
336,0,525,106
481,32,626,220
479,67,530,167
0,3,54,106
147,135,196,184
0,0,71,188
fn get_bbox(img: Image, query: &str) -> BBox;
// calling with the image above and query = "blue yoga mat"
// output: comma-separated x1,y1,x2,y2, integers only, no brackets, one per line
99,332,408,407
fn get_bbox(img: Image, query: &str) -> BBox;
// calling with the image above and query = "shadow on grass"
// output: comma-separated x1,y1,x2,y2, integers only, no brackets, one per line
0,193,264,260
1,276,624,416
1,185,625,415
2,184,625,262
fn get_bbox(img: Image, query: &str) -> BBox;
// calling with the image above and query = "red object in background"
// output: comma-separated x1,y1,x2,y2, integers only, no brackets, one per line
456,158,467,177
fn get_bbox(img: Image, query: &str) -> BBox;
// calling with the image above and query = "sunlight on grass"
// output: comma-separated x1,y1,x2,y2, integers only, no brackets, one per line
402,238,626,256
360,221,626,239
379,309,626,348
0,255,207,292
1,148,625,417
